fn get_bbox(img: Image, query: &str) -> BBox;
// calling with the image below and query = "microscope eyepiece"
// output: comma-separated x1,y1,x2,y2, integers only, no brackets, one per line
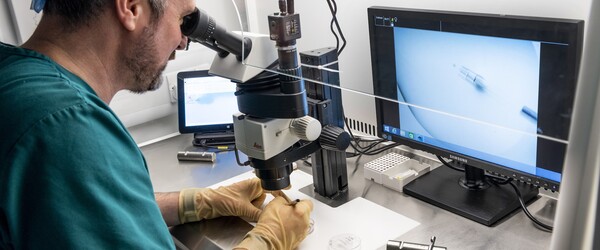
181,8,252,60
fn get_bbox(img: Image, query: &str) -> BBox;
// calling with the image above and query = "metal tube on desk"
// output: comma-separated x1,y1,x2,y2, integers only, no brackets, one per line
386,239,447,250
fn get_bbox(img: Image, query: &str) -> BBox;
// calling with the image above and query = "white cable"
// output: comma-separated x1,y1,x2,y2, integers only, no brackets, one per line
241,62,568,145
225,1,566,146
300,61,341,73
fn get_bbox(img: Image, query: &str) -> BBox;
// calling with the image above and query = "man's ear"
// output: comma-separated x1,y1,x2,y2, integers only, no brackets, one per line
115,0,145,31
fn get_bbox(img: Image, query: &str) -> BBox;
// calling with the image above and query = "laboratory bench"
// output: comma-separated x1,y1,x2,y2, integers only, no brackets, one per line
141,134,554,250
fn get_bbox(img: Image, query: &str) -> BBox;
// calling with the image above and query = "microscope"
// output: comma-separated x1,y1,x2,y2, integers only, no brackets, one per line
180,0,351,198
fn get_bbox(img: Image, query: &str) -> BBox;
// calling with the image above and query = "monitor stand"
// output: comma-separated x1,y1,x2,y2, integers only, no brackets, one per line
403,165,539,226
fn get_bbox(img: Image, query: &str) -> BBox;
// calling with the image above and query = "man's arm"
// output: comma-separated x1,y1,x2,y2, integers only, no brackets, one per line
155,192,181,227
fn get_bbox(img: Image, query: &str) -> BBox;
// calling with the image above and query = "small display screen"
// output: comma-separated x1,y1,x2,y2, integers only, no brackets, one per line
177,70,238,133
183,76,237,127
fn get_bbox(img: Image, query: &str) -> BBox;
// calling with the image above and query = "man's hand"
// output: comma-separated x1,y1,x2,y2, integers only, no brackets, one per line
178,178,267,224
234,196,314,250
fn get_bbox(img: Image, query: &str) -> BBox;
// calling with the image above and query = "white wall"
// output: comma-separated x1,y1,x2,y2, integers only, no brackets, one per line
551,0,600,248
0,0,17,44
3,0,38,44
248,0,592,131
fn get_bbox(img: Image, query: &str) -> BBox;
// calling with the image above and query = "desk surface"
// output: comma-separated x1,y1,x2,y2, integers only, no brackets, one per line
141,134,553,250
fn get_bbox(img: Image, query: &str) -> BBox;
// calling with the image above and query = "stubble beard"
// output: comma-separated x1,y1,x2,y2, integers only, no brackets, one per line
123,26,169,94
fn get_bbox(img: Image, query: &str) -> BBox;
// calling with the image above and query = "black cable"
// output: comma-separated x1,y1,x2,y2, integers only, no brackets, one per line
436,155,465,172
233,145,251,166
320,0,382,157
196,139,235,151
355,137,386,143
345,152,360,158
352,137,384,151
362,142,402,155
330,0,346,55
346,134,375,155
353,136,386,148
351,154,362,175
201,145,234,151
326,1,340,53
343,118,380,150
301,155,312,167
437,154,553,231
316,0,383,157
325,0,338,51
351,136,384,151
357,141,385,153
348,139,401,156
325,0,347,55
508,181,554,232
340,112,398,157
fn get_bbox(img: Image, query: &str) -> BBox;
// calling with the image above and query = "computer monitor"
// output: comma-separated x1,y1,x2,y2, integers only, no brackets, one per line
177,70,237,145
368,6,583,226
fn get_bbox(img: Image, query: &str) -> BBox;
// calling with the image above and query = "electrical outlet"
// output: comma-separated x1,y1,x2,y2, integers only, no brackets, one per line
166,72,178,103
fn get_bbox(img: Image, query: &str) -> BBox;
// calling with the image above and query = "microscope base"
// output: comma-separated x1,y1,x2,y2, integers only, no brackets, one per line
299,183,350,208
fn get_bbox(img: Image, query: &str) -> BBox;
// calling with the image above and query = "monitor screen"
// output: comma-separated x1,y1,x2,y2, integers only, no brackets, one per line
368,6,583,225
177,70,238,134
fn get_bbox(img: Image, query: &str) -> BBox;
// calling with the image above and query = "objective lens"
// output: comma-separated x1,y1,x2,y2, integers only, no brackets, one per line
254,165,293,191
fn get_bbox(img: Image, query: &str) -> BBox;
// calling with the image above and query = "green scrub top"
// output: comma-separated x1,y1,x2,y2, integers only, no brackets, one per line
0,43,175,249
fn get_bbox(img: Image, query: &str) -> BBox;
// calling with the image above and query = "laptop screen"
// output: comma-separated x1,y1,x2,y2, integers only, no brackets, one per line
177,70,238,134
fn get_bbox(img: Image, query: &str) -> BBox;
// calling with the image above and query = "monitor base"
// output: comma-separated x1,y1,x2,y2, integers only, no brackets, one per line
193,131,235,147
403,166,539,226
532,198,556,229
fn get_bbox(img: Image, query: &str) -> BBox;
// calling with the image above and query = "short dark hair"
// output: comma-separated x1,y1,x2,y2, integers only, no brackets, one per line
43,0,166,30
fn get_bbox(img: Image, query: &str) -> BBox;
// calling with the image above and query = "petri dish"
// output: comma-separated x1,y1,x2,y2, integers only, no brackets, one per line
328,233,361,250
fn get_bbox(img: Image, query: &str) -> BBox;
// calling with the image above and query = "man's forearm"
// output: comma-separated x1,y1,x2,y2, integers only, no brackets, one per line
155,192,181,227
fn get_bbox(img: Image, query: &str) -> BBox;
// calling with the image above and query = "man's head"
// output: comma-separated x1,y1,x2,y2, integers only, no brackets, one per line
43,0,166,32
41,0,194,94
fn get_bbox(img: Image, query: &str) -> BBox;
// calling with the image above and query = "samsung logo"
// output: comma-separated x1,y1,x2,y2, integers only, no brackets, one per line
449,154,468,163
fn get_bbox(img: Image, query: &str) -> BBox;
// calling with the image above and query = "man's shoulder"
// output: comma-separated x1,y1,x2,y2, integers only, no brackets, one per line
0,43,60,79
0,56,87,127
0,50,116,158
0,44,106,119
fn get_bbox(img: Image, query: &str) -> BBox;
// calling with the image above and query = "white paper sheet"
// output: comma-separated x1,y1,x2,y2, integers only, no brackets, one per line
209,170,420,249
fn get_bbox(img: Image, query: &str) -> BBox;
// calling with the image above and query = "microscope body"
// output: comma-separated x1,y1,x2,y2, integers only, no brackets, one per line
182,0,350,195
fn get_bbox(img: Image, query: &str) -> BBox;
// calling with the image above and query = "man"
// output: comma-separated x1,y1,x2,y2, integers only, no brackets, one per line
0,0,312,249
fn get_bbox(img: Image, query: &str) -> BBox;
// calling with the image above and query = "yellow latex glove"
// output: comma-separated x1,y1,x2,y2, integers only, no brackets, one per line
178,178,266,224
234,196,314,250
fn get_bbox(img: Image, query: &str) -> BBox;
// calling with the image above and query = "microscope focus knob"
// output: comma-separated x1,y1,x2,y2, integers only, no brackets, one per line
319,125,351,151
290,116,322,141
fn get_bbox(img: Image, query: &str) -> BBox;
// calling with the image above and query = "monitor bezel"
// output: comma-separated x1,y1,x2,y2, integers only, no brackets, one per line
177,70,236,134
368,6,584,192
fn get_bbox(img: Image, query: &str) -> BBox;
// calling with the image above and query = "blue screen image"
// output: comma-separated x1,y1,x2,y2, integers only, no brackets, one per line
184,76,238,127
394,27,541,176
